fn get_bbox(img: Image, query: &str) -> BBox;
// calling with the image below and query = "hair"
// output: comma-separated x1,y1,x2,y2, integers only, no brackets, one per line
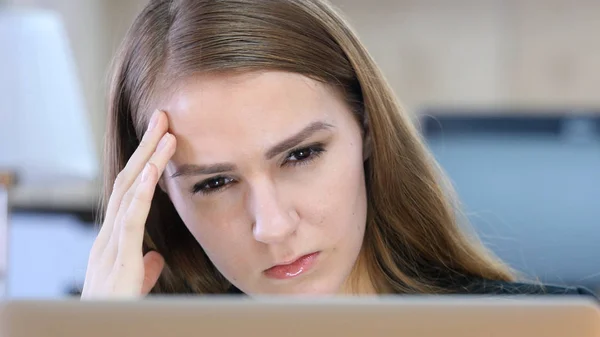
102,0,515,294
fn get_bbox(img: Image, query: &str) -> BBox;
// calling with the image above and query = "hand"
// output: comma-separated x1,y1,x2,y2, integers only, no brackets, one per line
81,110,175,299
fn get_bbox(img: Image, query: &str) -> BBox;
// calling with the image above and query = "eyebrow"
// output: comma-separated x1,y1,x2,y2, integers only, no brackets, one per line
170,121,334,179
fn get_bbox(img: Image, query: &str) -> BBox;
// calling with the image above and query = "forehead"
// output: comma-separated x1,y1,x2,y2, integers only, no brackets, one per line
161,71,348,162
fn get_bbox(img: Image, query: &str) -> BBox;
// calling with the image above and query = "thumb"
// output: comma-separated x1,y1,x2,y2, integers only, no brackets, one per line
141,251,165,295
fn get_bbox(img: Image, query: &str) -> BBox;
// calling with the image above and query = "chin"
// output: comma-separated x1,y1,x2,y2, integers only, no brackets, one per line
252,278,344,297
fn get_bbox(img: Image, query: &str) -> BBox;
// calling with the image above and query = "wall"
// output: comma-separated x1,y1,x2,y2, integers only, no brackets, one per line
336,0,600,113
6,0,600,152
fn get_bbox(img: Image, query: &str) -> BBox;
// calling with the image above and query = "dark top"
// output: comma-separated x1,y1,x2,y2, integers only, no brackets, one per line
228,280,599,299
455,279,598,299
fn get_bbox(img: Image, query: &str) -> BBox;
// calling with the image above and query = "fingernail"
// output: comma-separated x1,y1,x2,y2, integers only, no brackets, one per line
141,164,151,182
147,110,160,131
157,133,171,151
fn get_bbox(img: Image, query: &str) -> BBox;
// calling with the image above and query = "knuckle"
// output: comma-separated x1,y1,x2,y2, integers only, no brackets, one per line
120,187,136,206
120,211,141,234
113,172,126,191
134,185,153,203
137,138,150,150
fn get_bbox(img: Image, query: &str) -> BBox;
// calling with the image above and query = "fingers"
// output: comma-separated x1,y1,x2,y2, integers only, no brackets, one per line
82,109,174,299
115,161,158,257
112,132,175,235
141,251,165,294
108,131,175,259
93,110,167,255
102,110,167,230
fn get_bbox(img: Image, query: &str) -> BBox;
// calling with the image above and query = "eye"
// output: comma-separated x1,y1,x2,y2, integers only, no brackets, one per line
192,176,235,195
284,144,325,166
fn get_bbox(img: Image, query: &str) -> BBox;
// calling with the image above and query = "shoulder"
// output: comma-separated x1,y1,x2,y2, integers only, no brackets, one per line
457,279,598,299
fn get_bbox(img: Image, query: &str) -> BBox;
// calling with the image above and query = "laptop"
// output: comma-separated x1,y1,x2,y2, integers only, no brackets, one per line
2,295,599,337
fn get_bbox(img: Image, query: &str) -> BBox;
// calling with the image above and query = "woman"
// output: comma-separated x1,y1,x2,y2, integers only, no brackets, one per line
82,0,596,298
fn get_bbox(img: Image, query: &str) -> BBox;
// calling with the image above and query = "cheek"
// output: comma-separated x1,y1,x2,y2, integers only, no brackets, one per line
168,192,259,284
164,184,253,263
295,141,367,237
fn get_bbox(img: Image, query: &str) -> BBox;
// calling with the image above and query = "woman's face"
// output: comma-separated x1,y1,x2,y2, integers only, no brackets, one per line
160,71,368,295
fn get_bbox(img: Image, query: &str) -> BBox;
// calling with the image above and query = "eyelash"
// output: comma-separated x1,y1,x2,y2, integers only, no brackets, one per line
191,143,326,195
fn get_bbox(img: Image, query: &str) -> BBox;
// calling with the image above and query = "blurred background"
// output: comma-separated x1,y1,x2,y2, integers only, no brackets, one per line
0,0,598,298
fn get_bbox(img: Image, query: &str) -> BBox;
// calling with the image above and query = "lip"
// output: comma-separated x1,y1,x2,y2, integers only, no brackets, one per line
264,252,320,280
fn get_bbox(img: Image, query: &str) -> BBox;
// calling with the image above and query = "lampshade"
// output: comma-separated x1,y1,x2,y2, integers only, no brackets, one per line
0,8,99,188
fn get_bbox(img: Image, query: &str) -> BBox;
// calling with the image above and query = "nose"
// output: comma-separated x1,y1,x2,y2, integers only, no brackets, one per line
250,178,299,244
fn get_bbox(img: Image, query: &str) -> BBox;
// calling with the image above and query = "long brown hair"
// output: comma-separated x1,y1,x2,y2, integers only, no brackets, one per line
102,0,515,294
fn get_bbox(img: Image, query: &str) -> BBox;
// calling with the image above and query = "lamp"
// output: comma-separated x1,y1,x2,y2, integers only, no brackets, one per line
0,8,100,296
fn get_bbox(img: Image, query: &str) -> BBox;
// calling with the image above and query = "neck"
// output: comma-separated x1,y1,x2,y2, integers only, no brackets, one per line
339,249,377,296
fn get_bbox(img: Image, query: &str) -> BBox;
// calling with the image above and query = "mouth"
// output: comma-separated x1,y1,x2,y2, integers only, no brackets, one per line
264,252,320,280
